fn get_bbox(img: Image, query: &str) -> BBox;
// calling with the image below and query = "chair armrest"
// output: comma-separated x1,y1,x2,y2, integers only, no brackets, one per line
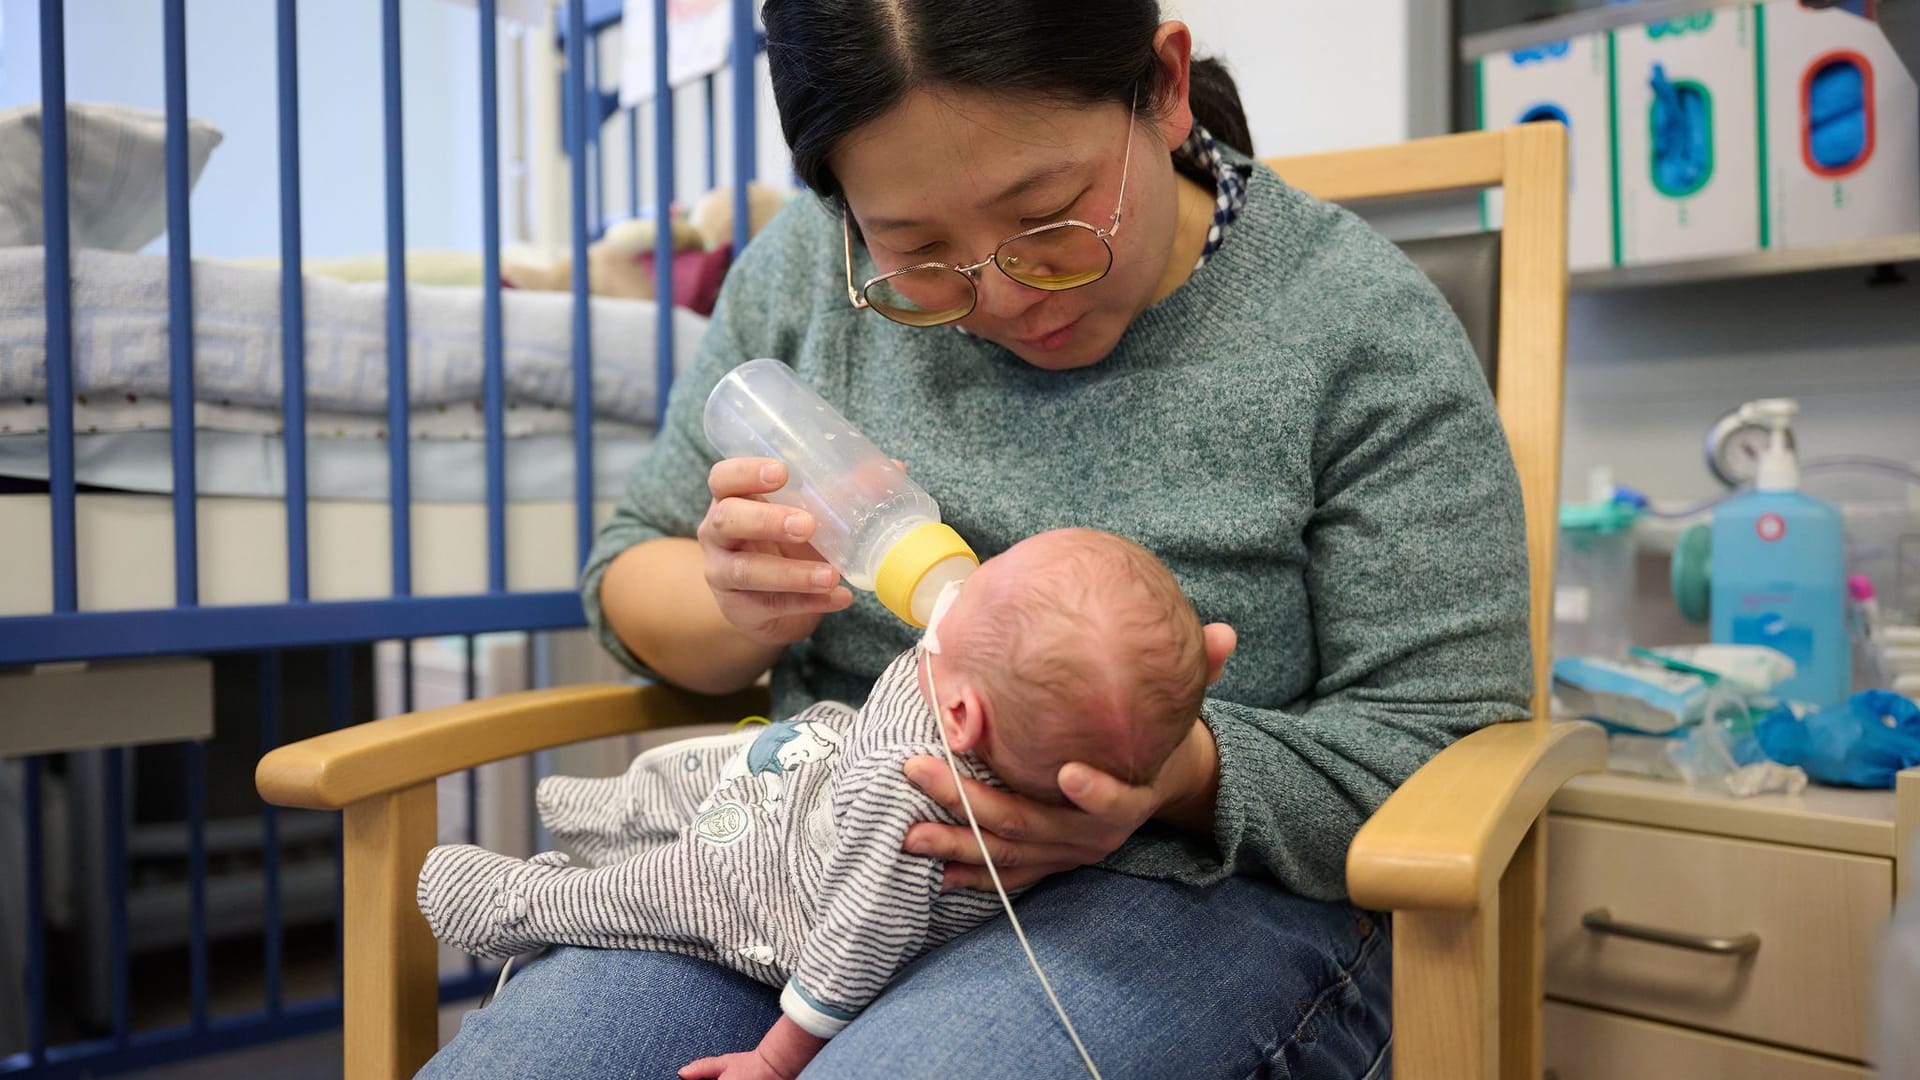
257,682,769,811
1347,719,1604,913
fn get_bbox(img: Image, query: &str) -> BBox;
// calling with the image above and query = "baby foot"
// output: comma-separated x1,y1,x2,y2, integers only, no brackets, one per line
416,846,575,961
535,774,638,858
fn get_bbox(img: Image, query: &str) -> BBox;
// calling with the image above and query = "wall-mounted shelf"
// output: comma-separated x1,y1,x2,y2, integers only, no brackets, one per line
1571,232,1920,290
1462,0,1762,59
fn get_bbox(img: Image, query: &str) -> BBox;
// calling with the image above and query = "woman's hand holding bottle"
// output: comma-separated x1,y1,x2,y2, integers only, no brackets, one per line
697,458,854,647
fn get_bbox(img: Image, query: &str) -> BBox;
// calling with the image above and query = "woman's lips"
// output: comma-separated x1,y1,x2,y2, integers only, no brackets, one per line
1019,315,1084,352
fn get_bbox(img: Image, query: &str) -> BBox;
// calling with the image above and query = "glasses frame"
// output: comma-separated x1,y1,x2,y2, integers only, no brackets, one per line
843,101,1138,328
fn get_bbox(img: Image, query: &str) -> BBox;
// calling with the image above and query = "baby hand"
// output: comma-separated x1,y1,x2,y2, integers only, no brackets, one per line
678,1049,792,1080
681,1016,826,1080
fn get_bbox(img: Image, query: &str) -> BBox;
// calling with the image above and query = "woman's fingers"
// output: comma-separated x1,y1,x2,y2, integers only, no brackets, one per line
1056,761,1159,822
742,586,854,616
901,819,1086,866
708,457,786,499
699,497,815,550
899,755,1158,893
903,757,1128,849
706,549,840,595
696,457,848,644
901,758,1056,840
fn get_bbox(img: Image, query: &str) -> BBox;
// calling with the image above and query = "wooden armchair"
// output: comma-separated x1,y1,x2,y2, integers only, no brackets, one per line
258,122,1604,1080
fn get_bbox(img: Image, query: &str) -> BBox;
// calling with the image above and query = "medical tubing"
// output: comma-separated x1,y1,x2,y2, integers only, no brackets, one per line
921,648,1104,1080
1630,456,1920,520
1803,456,1920,487
1635,491,1733,520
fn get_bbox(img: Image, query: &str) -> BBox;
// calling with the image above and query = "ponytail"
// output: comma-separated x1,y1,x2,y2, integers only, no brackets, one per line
1185,57,1253,156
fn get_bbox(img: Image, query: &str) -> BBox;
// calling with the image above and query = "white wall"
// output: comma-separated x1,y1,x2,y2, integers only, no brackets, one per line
583,0,1450,232
0,0,515,259
1171,0,1450,156
582,29,789,240
1563,274,1920,505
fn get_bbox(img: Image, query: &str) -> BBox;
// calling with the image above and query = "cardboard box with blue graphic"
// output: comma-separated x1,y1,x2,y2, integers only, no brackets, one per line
1760,0,1920,249
1477,34,1614,271
1612,8,1764,265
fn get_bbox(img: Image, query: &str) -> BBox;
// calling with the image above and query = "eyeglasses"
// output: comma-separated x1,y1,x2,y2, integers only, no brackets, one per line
843,104,1137,328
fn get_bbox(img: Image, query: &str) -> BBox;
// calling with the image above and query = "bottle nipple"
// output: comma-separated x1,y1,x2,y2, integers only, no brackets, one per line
875,522,978,627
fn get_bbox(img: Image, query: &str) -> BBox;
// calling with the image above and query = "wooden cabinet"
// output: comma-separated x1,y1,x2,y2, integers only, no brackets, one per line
1542,769,1919,1075
1544,1001,1870,1080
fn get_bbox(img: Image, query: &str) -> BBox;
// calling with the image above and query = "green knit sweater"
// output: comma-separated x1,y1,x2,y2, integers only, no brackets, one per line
581,155,1533,902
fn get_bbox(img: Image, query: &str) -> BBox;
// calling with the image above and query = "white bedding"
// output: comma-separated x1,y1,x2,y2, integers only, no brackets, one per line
0,247,707,425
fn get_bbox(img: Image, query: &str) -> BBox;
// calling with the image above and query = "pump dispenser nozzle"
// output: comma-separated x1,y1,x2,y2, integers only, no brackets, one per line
1742,398,1801,492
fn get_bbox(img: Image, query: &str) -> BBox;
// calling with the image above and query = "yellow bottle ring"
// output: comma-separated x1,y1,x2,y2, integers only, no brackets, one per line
874,522,977,627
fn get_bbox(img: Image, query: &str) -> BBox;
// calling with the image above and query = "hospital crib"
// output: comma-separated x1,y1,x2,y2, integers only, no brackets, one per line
0,0,764,1074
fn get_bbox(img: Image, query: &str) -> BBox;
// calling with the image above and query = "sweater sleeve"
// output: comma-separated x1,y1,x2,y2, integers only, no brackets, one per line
576,204,816,678
1106,266,1534,901
781,757,948,1039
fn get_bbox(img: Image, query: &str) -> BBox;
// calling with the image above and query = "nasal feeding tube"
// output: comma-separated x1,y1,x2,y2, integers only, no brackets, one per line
707,360,1098,1070
920,580,1104,1080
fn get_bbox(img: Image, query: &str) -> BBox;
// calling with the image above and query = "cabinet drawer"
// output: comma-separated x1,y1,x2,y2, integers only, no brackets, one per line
1545,1001,1868,1080
1544,817,1890,1061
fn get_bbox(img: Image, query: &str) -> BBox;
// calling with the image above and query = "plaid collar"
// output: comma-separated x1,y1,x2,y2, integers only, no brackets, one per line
1174,124,1249,273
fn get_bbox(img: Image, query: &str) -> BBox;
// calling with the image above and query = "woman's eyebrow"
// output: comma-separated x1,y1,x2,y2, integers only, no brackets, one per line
861,160,1083,233
977,160,1082,209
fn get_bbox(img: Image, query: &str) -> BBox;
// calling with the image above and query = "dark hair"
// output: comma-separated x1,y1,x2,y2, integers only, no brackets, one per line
761,0,1252,203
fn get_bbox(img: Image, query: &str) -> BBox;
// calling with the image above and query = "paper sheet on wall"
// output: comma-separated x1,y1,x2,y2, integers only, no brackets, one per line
436,0,547,23
621,0,760,107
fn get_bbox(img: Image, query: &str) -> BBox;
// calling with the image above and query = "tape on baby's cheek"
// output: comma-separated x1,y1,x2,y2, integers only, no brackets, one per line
921,579,962,655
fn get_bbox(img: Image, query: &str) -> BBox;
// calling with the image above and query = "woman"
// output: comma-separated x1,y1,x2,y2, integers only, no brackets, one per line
423,1,1531,1076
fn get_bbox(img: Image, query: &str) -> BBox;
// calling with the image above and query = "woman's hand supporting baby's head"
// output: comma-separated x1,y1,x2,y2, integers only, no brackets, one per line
920,527,1228,804
905,529,1235,891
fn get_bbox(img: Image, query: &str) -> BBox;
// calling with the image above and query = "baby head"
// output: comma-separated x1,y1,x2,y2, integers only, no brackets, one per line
920,528,1210,803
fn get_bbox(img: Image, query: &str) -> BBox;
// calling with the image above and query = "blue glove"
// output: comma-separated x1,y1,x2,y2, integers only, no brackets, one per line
1807,59,1868,171
1649,63,1712,195
1755,691,1920,789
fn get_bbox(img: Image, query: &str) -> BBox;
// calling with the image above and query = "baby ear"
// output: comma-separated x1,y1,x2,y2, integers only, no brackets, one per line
939,685,989,754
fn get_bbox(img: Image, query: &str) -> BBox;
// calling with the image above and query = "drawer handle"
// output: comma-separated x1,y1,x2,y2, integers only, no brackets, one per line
1580,908,1761,957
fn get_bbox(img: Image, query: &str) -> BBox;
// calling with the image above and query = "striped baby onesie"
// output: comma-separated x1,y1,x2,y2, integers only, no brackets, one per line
416,648,1008,1038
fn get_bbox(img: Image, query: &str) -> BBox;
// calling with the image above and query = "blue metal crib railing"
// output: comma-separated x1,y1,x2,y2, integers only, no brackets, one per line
1,0,761,1073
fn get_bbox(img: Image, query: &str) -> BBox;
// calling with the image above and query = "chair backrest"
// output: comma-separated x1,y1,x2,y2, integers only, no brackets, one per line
1264,123,1569,720
1397,232,1502,386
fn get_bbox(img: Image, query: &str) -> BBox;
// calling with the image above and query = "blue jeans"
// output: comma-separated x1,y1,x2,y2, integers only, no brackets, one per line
419,868,1392,1079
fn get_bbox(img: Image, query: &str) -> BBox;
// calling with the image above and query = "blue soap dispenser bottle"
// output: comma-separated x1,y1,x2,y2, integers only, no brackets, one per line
1709,399,1849,705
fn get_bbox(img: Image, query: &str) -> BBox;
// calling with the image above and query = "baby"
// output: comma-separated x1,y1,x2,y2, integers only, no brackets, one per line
416,528,1218,1078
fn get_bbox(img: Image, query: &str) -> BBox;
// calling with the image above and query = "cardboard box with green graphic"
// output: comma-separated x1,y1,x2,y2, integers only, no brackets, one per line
1612,8,1764,265
1477,33,1615,271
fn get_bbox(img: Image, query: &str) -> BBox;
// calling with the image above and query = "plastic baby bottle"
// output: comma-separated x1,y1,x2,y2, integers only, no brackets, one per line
703,358,977,627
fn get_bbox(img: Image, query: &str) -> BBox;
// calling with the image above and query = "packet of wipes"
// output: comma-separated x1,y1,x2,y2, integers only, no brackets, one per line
1553,655,1707,734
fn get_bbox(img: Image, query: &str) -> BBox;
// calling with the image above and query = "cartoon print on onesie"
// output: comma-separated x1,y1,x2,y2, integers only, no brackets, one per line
702,715,845,817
